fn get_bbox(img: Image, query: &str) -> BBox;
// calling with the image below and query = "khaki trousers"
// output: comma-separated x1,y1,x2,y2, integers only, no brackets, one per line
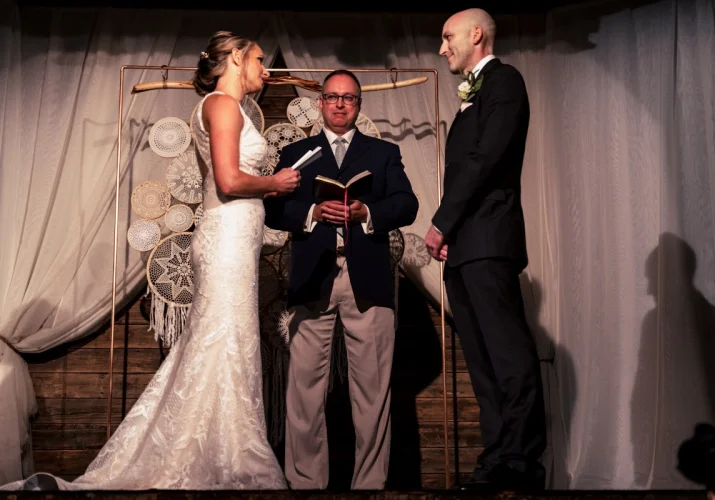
284,257,395,490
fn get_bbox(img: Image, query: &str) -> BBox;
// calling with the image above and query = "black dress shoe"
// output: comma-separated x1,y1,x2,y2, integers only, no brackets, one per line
459,466,494,489
489,462,546,491
470,466,493,482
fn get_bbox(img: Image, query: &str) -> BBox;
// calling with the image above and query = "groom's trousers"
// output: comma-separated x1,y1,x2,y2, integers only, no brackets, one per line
284,256,395,490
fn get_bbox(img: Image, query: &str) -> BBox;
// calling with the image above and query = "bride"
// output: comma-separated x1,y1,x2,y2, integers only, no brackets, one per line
1,31,300,491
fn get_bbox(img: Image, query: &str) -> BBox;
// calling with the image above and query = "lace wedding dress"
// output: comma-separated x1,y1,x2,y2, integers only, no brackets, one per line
1,92,287,491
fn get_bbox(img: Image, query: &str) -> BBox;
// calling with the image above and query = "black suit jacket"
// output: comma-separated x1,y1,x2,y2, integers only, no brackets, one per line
264,129,418,309
432,58,530,271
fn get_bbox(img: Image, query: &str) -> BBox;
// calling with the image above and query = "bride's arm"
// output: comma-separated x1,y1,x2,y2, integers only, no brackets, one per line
203,93,276,197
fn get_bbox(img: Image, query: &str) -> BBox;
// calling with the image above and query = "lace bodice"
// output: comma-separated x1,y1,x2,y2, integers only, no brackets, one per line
192,91,268,210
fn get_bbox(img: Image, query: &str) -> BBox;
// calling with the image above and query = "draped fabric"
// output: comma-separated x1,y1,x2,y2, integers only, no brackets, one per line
0,2,278,483
1,0,714,488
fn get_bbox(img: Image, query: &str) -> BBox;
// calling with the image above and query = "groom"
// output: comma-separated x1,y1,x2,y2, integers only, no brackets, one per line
264,69,418,490
424,8,547,490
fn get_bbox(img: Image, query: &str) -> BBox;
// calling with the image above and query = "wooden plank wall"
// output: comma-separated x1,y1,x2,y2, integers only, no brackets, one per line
25,52,480,490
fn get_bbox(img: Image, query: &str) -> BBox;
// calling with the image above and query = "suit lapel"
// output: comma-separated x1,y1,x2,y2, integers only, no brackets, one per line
311,131,340,178
445,58,502,148
446,108,465,145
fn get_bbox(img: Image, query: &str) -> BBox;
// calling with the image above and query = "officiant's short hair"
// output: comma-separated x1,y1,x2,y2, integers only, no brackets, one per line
323,69,362,96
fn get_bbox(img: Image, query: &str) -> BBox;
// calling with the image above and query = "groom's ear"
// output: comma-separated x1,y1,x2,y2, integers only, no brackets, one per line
472,26,483,45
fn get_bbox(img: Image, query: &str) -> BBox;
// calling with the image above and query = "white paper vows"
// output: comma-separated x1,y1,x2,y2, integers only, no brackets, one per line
291,146,322,170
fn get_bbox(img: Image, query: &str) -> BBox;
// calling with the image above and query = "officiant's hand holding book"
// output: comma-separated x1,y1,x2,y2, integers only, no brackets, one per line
313,170,372,202
312,171,372,241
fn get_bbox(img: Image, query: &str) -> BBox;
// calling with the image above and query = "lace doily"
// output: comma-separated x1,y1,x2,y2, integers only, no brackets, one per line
166,150,203,204
262,123,307,175
165,204,195,232
242,96,265,134
260,298,290,350
131,181,172,219
259,259,281,313
149,117,191,158
147,232,194,307
189,100,202,141
286,97,319,128
401,233,431,268
127,219,161,252
278,241,291,284
277,307,292,346
414,192,422,221
261,227,289,256
193,203,204,226
389,229,405,268
310,112,381,138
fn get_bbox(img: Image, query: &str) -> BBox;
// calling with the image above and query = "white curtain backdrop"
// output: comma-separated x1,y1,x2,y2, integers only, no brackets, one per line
1,0,714,489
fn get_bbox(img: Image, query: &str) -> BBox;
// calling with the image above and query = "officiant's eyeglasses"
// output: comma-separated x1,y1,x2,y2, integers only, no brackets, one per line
321,93,361,106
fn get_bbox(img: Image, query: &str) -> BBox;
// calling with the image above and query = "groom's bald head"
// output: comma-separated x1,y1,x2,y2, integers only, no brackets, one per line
451,8,496,49
440,8,496,75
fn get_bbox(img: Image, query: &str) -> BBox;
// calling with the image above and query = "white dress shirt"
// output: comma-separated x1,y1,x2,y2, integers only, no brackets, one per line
303,127,373,243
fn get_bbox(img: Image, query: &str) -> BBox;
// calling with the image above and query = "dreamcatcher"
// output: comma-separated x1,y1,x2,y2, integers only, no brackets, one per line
147,232,194,347
129,175,197,346
128,117,200,347
262,123,307,175
286,96,320,128
149,117,192,158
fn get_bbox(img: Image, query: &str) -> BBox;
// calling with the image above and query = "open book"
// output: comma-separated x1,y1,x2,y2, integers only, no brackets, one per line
314,170,372,202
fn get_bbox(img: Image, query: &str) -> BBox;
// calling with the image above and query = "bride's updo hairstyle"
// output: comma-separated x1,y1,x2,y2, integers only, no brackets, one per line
193,31,255,96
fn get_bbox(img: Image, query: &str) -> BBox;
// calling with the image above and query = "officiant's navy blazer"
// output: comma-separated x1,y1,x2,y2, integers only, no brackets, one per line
264,129,418,309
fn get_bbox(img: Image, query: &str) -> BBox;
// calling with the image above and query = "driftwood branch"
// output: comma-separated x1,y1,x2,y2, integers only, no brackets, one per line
131,76,428,94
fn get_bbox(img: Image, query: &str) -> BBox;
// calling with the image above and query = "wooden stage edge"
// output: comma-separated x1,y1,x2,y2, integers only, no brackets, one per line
0,489,708,499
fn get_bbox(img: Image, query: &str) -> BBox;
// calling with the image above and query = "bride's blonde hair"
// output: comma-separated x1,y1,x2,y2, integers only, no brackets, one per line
193,31,254,96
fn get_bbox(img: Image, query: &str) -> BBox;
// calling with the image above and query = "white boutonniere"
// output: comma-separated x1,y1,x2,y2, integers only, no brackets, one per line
457,72,484,101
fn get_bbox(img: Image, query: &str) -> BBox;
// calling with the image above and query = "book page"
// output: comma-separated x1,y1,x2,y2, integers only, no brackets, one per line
345,170,371,188
314,175,345,189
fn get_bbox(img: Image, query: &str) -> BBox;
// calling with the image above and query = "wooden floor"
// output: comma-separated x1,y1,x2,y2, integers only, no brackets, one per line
0,487,708,499
23,273,478,489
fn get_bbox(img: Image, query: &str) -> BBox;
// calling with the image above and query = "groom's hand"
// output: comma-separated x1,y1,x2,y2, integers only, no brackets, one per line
425,225,446,260
313,200,346,225
439,245,448,261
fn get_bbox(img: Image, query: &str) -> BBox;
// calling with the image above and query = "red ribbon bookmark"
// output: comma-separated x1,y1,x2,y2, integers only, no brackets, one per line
344,190,349,245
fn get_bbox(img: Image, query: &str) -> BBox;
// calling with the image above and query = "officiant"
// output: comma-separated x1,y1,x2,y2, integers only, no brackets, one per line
264,68,418,491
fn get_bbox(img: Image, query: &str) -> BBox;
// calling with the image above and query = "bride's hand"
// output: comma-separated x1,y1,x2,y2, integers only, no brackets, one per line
271,169,301,195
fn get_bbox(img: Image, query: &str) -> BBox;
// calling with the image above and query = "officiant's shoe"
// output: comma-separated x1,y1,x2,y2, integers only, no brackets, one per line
489,462,546,491
459,466,494,490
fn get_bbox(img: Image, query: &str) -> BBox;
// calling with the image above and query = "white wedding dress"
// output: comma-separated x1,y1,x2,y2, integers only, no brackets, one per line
1,92,287,491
